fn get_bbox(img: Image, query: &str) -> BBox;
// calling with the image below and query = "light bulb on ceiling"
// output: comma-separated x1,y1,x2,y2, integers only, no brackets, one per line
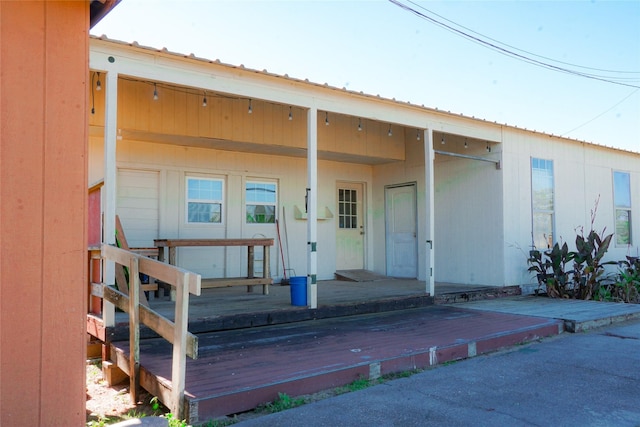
96,72,101,91
441,135,445,145
486,143,491,153
248,99,253,114
153,83,158,101
202,92,207,107
416,130,420,141
358,118,362,131
388,125,392,137
325,112,329,126
289,106,293,121
464,139,468,149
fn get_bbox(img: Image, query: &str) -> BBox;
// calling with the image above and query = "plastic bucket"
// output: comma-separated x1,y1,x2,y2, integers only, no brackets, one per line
289,276,307,306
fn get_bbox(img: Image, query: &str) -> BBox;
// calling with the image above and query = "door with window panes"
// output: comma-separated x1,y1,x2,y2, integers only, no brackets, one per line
336,182,364,270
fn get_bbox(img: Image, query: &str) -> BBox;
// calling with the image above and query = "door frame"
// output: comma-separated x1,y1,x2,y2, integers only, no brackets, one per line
384,182,418,278
335,180,367,271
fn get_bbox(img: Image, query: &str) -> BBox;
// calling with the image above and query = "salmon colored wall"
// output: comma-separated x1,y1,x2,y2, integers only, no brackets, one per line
0,2,88,426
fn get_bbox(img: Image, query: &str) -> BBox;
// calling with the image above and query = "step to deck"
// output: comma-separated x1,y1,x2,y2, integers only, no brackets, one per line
111,304,562,424
106,294,435,341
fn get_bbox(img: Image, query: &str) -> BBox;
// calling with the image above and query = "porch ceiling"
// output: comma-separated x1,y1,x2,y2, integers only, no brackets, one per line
94,127,399,166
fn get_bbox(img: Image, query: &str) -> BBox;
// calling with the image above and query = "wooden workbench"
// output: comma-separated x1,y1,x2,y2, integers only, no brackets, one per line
154,238,273,295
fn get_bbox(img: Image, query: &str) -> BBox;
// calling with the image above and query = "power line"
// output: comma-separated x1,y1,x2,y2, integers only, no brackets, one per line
400,0,640,76
388,0,640,89
561,89,639,136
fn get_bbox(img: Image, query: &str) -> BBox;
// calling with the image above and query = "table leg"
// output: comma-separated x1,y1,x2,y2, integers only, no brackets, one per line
247,245,254,293
169,246,177,301
263,245,270,295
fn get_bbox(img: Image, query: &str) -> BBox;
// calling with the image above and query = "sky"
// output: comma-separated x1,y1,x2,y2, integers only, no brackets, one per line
91,0,640,153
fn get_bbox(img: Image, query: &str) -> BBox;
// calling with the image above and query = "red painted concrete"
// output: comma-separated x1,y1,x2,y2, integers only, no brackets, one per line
0,2,88,425
113,306,562,422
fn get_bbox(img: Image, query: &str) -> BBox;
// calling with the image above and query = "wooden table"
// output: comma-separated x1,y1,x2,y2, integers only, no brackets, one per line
154,238,273,295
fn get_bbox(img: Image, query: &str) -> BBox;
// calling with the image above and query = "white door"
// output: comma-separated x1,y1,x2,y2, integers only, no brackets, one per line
116,169,159,247
336,182,365,270
385,184,417,278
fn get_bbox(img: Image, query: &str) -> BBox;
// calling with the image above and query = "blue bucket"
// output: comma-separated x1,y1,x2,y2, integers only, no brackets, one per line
289,276,307,306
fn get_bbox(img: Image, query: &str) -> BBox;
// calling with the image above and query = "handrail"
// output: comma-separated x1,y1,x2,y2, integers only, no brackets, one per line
92,244,201,419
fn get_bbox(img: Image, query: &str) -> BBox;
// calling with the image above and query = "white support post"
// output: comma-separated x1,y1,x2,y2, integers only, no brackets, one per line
424,128,435,297
306,107,318,308
103,70,119,326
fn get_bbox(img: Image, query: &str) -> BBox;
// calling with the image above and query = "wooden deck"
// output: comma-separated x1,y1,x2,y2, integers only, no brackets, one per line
103,280,521,340
97,280,531,423
110,303,560,423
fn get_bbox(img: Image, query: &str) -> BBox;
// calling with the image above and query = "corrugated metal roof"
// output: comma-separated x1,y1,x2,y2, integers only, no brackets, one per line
89,35,637,155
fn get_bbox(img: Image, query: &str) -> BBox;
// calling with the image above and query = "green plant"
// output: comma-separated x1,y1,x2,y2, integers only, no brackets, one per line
527,242,574,298
609,256,640,303
263,392,306,413
163,412,188,427
526,198,622,301
347,376,372,392
572,227,616,300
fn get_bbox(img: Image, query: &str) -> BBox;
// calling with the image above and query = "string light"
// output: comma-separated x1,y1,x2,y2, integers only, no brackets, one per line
153,83,158,101
289,106,293,121
90,71,96,115
96,72,101,91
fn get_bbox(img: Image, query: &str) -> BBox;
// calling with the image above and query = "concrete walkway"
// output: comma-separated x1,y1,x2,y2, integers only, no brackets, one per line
447,295,640,332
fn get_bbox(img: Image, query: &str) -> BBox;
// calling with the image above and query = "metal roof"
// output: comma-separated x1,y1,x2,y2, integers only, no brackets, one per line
89,35,638,155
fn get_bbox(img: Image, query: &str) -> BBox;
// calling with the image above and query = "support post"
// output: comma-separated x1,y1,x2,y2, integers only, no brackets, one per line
128,256,140,404
424,128,435,297
103,69,118,326
306,107,318,308
172,272,190,419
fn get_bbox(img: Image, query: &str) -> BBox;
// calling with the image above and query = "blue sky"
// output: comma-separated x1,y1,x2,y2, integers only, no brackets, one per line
92,0,640,153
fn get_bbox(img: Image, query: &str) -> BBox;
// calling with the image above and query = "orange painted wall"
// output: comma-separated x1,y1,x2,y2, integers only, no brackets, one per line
0,2,88,425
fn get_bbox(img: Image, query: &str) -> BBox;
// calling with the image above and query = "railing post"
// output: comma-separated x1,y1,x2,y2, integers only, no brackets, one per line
172,272,190,419
128,256,140,404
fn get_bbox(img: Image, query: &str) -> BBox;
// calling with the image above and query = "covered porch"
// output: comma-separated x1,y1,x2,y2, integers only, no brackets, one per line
91,278,521,342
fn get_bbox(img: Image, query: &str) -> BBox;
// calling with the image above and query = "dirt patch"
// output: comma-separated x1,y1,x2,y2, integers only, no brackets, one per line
86,361,167,425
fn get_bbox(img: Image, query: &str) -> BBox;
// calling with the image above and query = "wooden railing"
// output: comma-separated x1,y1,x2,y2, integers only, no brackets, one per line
89,244,202,419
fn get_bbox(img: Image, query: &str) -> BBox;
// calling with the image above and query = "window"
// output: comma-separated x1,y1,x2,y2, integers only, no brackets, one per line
338,188,358,229
531,158,554,249
246,181,277,224
186,177,223,223
613,171,632,245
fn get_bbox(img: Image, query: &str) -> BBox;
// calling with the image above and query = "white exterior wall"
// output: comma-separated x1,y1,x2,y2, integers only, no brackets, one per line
113,139,373,281
502,128,640,287
433,147,504,286
372,131,428,280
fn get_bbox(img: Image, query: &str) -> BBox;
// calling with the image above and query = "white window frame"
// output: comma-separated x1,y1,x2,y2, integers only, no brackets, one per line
531,157,555,250
613,170,632,246
185,176,224,224
245,180,278,224
338,187,359,229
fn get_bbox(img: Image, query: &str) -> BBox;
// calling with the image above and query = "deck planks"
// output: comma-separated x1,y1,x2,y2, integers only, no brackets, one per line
112,304,560,422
